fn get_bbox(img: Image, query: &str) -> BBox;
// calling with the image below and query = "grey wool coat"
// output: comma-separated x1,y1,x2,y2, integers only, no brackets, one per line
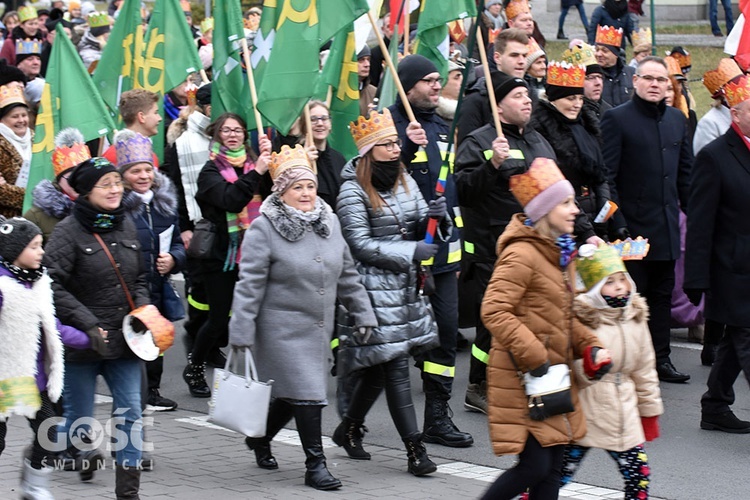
334,157,446,374
228,194,376,402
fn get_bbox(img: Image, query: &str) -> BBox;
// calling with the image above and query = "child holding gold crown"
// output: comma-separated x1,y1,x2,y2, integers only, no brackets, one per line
560,243,663,499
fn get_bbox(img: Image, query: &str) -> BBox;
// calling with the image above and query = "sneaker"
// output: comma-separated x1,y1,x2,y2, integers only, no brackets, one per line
700,411,750,433
146,389,178,411
464,382,488,414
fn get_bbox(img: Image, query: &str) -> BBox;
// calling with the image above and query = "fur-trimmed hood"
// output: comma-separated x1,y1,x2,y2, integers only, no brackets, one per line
574,291,649,329
436,96,458,121
167,110,210,146
122,171,178,217
31,179,74,219
260,193,332,242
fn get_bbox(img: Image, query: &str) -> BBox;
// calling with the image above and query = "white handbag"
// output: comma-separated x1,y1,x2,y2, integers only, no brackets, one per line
208,347,273,437
522,364,574,421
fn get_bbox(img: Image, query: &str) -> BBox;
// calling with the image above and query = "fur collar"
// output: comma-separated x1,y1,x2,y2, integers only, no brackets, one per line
574,292,649,329
437,96,458,121
260,193,332,241
122,171,178,217
32,180,74,219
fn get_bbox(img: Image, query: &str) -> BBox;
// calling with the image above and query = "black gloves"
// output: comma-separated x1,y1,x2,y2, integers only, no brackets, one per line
684,288,706,306
85,327,108,356
414,241,439,261
614,227,631,240
427,196,447,221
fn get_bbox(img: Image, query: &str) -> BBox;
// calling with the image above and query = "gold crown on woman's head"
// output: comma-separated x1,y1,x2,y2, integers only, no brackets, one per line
0,84,26,110
350,108,398,156
269,144,313,180
546,61,586,88
18,6,37,23
631,28,652,49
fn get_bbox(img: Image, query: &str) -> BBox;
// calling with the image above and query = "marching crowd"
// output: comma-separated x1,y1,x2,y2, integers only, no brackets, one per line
0,0,749,499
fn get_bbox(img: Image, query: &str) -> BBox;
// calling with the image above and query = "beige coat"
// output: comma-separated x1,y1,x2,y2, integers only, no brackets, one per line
481,215,603,456
573,292,664,451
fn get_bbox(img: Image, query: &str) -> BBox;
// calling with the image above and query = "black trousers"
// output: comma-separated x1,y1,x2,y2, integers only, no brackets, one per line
0,391,55,469
701,325,750,414
463,261,494,385
190,269,238,365
625,259,676,365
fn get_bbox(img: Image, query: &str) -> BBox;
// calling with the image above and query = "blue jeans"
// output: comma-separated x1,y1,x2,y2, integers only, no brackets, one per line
558,4,589,33
59,358,143,466
710,0,734,34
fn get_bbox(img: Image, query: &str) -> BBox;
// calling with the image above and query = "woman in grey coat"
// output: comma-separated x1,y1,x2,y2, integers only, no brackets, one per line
228,145,377,491
332,109,448,476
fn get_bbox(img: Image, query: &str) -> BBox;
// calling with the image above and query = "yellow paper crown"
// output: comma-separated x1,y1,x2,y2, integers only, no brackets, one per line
509,157,566,208
268,145,313,181
200,17,213,33
664,56,682,77
546,61,585,88
88,12,110,29
724,74,750,108
668,49,691,71
186,82,198,107
505,0,530,20
18,6,37,23
349,108,398,155
576,243,627,290
15,39,41,56
595,25,622,48
703,58,743,97
0,84,26,110
631,28,652,49
53,143,91,178
561,41,597,67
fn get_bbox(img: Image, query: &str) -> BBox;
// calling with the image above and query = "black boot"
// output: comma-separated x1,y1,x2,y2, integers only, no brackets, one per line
423,398,474,448
182,354,211,398
77,448,105,482
294,405,342,490
332,417,371,460
403,434,437,476
245,398,294,469
115,465,141,499
557,29,568,39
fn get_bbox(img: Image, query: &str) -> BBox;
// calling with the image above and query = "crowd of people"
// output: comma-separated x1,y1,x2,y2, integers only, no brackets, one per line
0,0,749,499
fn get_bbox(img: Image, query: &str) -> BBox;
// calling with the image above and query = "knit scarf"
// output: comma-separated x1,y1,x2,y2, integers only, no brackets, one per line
484,9,504,29
524,218,577,268
209,141,261,271
603,292,630,308
164,93,182,121
0,261,43,283
73,196,125,233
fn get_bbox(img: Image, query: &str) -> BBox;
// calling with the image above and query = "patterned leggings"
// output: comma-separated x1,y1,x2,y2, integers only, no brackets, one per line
560,444,651,500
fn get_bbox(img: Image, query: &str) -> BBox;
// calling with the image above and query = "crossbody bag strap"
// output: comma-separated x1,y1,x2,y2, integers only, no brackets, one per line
93,233,136,310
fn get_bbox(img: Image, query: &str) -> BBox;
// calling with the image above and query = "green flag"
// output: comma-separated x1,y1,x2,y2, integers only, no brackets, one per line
142,0,202,162
414,0,476,78
92,0,144,121
378,26,401,110
23,24,116,212
211,0,254,127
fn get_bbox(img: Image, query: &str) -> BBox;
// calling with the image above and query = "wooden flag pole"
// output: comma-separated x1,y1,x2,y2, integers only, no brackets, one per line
302,103,317,173
199,69,210,84
239,37,264,132
402,1,410,56
367,10,416,123
475,28,503,138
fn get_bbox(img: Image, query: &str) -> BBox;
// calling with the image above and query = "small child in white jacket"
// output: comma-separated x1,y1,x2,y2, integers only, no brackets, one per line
560,243,664,499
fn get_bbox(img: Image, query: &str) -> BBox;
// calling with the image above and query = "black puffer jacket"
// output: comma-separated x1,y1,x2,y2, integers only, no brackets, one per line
530,100,610,241
45,215,150,362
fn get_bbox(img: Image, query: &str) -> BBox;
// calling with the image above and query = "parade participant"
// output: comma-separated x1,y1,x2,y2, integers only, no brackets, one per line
333,109,444,475
182,113,271,398
504,0,544,48
357,45,377,117
40,8,73,77
181,0,199,39
103,89,161,167
524,37,546,98
561,243,663,498
628,27,651,68
557,0,589,41
77,11,111,71
594,25,635,107
480,158,611,500
455,72,555,415
388,55,473,448
664,55,696,140
587,0,633,48
0,6,43,65
475,0,504,60
0,83,31,218
1,11,20,41
197,17,213,73
164,79,191,135
436,58,465,123
230,145,376,491
561,39,611,119
14,39,43,105
666,46,697,111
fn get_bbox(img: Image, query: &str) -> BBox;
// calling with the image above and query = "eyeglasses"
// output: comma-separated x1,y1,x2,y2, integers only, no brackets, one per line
420,77,444,87
220,127,245,135
374,139,402,151
93,180,124,190
310,116,330,124
636,74,670,84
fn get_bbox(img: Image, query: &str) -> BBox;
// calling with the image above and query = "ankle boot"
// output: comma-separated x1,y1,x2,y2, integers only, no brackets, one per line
77,448,105,482
332,417,371,460
20,459,54,500
423,398,474,448
115,465,141,500
294,405,342,490
557,29,568,40
182,354,211,398
245,398,294,469
403,434,437,476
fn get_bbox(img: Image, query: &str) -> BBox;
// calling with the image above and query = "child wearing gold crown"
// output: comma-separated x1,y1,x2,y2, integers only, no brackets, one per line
559,243,663,499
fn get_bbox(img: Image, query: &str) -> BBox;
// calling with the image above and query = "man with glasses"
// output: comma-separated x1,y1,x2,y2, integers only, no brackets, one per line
388,54,474,449
601,56,693,384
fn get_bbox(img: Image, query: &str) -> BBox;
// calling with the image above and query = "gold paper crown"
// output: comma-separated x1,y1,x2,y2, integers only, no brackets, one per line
576,243,627,290
631,28,652,49
664,56,682,77
53,143,91,178
561,41,597,67
186,82,198,107
88,12,110,29
0,84,27,110
703,58,743,97
595,25,623,48
509,158,566,208
668,49,691,70
546,61,585,88
18,6,37,23
268,145,313,181
180,0,191,13
200,17,213,33
724,74,750,108
15,39,41,56
349,108,398,155
505,0,530,20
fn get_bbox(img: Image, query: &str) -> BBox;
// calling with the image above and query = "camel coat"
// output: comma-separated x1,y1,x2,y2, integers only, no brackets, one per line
481,215,603,456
